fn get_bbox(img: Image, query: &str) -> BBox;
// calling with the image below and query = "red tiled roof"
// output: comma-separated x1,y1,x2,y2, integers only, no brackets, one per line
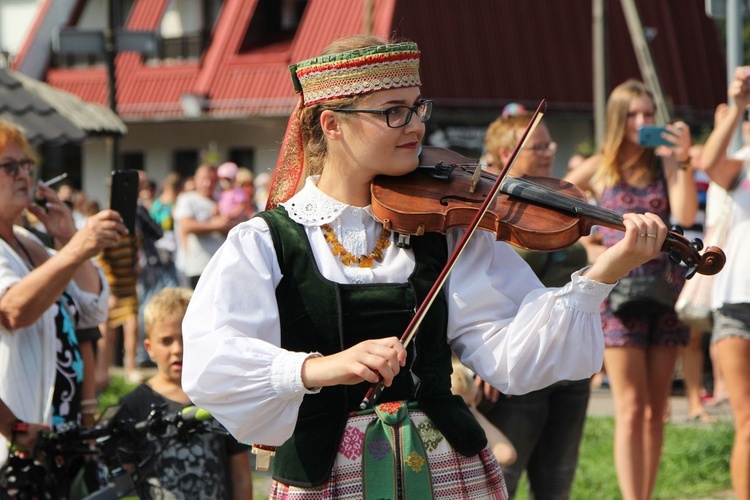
40,0,726,122
205,0,395,116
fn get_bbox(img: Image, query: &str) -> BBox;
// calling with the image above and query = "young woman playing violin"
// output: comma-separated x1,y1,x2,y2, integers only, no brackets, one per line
182,35,667,499
564,80,697,500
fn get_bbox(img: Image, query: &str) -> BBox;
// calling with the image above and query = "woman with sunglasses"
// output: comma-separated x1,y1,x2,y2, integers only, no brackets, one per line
0,120,126,466
182,35,667,498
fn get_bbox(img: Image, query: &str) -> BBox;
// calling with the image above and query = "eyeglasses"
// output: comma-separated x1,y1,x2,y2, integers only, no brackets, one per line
333,100,433,128
0,158,35,177
522,142,557,156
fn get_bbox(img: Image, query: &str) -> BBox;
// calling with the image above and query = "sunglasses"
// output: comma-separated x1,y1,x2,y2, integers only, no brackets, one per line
0,158,36,177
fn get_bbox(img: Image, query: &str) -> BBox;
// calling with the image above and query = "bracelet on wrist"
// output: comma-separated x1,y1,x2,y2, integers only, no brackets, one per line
81,408,98,415
11,420,28,436
677,159,692,171
81,399,98,406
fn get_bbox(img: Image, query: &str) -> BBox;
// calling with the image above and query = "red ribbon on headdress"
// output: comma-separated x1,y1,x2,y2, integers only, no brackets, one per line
265,97,304,210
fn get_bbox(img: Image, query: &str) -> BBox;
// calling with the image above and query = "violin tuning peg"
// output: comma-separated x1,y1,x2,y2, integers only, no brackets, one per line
691,238,704,251
670,225,684,235
668,250,682,265
685,266,698,280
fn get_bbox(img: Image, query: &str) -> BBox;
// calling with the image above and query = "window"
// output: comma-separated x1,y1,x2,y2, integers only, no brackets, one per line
155,0,216,62
240,0,307,52
173,149,200,179
122,151,144,171
227,148,255,172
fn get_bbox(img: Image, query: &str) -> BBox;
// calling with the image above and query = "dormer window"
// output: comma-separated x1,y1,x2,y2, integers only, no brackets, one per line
157,0,220,62
240,0,307,52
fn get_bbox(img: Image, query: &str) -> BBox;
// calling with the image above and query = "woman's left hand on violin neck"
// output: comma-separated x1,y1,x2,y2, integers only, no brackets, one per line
582,212,667,284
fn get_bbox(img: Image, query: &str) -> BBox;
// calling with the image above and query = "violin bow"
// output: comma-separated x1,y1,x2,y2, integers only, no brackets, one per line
360,100,548,409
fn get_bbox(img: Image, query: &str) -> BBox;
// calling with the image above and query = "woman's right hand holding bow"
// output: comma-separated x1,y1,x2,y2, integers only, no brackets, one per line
301,337,407,389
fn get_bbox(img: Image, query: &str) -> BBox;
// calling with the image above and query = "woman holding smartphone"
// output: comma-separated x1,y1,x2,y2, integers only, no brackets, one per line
565,79,697,500
0,120,126,465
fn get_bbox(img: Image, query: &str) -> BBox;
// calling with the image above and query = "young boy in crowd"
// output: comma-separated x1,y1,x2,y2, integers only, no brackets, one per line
117,287,253,499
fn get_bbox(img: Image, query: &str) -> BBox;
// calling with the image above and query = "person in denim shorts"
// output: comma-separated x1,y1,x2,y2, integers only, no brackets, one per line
701,66,750,500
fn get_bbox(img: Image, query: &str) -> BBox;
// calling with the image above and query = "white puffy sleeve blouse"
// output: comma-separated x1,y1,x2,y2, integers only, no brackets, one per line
182,178,613,446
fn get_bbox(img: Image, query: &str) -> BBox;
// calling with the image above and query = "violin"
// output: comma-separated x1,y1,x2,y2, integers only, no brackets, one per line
371,146,725,277
361,103,724,410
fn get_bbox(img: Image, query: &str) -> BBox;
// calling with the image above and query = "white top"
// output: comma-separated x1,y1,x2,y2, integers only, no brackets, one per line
181,177,614,446
0,227,108,464
706,166,750,308
172,191,225,277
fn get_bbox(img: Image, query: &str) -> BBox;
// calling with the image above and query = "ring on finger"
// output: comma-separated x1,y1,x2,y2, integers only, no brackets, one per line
646,233,657,239
639,233,646,238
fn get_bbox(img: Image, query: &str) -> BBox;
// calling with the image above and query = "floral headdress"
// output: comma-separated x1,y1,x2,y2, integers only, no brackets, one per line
266,42,422,209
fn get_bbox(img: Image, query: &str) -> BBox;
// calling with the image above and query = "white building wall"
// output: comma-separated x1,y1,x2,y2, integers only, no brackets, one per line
80,117,287,204
82,138,117,205
78,115,593,206
0,0,42,60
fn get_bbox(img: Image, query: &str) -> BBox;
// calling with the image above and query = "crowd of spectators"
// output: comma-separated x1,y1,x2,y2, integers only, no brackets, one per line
2,64,750,499
37,163,269,387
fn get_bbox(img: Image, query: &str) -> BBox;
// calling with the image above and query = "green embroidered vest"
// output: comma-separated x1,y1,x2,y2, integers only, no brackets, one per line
258,208,486,487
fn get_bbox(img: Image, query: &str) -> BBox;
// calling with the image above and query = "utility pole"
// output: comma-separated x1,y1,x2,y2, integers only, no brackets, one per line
726,0,744,152
363,0,374,35
705,0,745,151
593,0,607,150
619,0,671,124
105,0,119,170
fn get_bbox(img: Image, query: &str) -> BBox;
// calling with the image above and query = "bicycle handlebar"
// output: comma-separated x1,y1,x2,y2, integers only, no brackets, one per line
1,404,218,499
50,404,215,444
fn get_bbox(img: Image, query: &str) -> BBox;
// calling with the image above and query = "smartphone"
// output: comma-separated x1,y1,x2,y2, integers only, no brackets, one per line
638,125,674,148
109,170,139,234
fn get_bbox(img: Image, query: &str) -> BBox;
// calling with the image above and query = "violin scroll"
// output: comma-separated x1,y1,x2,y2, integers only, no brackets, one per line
690,245,725,277
663,231,726,278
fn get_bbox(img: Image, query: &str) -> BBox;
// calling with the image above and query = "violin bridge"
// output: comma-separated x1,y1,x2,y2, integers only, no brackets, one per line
469,162,482,193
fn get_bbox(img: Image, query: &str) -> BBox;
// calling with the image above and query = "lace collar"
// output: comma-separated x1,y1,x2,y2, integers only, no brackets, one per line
281,176,371,226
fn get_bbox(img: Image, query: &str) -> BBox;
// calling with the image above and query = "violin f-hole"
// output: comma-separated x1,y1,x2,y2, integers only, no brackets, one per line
439,194,485,206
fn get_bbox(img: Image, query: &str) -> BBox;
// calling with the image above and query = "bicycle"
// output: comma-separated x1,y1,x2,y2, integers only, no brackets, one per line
0,404,219,500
